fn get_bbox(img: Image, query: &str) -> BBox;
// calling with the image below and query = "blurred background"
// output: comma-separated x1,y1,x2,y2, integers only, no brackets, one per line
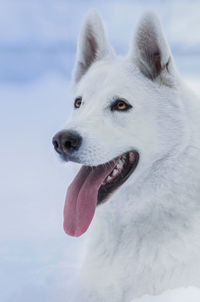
1,0,200,301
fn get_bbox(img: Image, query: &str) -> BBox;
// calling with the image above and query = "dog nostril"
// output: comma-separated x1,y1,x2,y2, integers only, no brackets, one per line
64,141,72,150
52,135,63,154
53,140,59,149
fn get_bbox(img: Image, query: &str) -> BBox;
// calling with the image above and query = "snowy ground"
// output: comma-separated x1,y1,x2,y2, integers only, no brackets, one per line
1,0,200,301
0,75,83,302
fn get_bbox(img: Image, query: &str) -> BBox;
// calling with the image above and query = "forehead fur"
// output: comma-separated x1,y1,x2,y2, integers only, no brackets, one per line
75,56,154,99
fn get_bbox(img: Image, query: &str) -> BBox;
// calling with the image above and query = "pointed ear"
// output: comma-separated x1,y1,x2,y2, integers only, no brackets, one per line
130,12,173,85
74,10,113,83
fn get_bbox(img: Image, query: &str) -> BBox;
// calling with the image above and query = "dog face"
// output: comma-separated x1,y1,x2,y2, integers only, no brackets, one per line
69,58,177,167
55,11,186,168
52,10,188,236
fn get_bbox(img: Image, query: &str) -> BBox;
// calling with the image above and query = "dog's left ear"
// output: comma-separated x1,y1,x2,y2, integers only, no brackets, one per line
74,10,113,83
129,12,174,85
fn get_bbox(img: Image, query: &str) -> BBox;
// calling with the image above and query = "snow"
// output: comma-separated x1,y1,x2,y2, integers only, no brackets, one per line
1,0,200,301
0,75,84,302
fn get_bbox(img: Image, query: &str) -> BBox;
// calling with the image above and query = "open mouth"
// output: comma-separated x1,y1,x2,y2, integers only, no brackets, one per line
63,151,139,237
97,151,139,205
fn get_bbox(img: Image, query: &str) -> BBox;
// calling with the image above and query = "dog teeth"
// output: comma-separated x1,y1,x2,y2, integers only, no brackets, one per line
117,159,123,169
107,176,112,182
112,168,118,176
103,156,127,186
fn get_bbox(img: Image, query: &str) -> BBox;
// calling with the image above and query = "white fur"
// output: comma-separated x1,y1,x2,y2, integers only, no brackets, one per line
64,10,200,302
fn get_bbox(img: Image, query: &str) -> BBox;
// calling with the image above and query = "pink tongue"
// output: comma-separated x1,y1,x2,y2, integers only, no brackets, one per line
63,161,116,237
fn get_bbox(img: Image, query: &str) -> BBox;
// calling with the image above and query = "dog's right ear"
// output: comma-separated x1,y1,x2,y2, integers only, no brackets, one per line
74,10,113,83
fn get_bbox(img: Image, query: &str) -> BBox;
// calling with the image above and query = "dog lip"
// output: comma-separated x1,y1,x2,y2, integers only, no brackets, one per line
59,153,82,164
97,150,139,205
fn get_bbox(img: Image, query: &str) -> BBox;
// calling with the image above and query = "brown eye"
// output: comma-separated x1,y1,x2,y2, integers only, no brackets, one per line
117,101,127,110
74,97,82,109
111,99,132,112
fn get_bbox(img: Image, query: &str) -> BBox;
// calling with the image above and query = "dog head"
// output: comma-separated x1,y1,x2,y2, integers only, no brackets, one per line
53,10,188,236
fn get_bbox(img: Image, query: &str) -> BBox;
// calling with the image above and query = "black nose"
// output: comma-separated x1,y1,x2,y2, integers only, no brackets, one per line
52,130,82,155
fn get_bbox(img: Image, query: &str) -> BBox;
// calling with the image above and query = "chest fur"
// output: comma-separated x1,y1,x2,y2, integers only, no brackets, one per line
80,149,200,300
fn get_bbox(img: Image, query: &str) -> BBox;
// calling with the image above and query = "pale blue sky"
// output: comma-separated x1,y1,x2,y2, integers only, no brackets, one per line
1,0,200,83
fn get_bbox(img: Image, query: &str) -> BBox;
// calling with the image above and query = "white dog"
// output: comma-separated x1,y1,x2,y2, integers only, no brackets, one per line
52,10,200,302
